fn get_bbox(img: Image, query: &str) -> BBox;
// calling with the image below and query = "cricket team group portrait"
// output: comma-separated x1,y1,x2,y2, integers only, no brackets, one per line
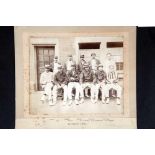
40,52,122,107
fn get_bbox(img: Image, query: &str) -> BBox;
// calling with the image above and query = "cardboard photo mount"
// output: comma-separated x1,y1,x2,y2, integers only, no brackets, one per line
15,26,136,128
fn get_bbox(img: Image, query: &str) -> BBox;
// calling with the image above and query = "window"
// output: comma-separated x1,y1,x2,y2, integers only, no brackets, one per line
78,42,101,49
107,42,123,48
116,62,123,70
36,46,55,90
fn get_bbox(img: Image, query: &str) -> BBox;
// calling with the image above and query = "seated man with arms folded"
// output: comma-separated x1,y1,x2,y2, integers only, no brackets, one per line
53,65,68,106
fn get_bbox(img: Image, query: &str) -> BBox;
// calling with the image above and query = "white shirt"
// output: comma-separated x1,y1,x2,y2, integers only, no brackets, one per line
91,59,97,70
53,62,59,73
66,60,75,71
104,59,116,73
40,71,53,85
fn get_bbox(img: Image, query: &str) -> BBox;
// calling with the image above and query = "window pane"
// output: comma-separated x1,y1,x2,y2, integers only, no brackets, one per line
44,56,49,62
38,55,44,61
43,49,49,56
38,48,43,55
79,42,101,49
107,42,123,48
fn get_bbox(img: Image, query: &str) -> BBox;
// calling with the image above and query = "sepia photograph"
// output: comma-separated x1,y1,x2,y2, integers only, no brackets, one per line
15,26,136,128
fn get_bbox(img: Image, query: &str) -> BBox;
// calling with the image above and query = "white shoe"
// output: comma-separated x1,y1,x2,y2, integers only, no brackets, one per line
85,94,90,98
75,100,79,105
106,98,110,104
49,100,54,106
102,98,105,104
40,95,46,101
52,101,56,105
80,98,84,104
94,99,98,103
102,100,105,104
91,99,95,104
63,101,67,106
68,100,72,106
116,98,121,105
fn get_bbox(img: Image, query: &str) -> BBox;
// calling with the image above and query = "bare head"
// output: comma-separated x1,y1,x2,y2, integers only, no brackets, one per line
106,53,112,60
54,56,58,63
44,64,50,72
91,53,96,59
68,55,73,61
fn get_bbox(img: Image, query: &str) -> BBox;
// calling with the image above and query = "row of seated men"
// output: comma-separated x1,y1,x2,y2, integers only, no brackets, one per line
40,53,122,106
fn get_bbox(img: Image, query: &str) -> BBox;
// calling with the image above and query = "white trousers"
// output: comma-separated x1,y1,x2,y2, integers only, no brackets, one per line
68,82,80,100
95,82,106,100
42,83,53,100
53,84,68,102
80,82,97,100
104,83,122,98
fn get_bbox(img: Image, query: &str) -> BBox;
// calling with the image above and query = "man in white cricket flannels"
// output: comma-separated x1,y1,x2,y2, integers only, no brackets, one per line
64,54,76,73
94,64,107,103
104,53,116,73
67,64,81,106
79,63,97,104
53,65,68,105
40,64,54,105
104,65,122,105
89,53,101,70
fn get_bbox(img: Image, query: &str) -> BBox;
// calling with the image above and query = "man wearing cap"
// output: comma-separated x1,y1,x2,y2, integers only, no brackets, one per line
89,53,101,71
104,53,116,73
78,54,87,73
64,54,76,73
67,64,81,105
94,64,107,103
104,65,122,105
79,63,97,103
40,64,54,105
53,65,68,105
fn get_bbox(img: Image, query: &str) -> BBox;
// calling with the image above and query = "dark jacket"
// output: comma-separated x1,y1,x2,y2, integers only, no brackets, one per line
54,71,68,85
67,70,80,82
95,70,107,83
78,59,87,73
80,70,96,83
